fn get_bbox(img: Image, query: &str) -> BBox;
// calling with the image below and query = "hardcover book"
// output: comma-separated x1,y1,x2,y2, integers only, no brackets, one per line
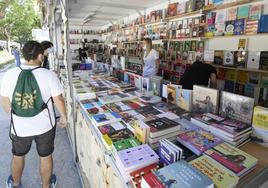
214,50,224,65
223,51,234,66
192,85,219,114
153,160,214,188
205,142,258,177
237,5,250,19
247,51,261,69
215,9,227,24
234,19,245,35
167,84,178,104
225,20,235,35
103,128,134,146
98,122,125,136
219,91,254,125
177,126,222,155
252,106,268,146
227,7,237,21
146,117,180,138
133,119,150,144
190,155,239,188
234,51,247,68
177,88,193,111
249,4,263,20
141,173,165,188
92,111,122,126
113,137,141,152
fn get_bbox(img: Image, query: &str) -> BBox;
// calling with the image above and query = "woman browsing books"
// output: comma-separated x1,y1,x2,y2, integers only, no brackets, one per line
142,38,160,77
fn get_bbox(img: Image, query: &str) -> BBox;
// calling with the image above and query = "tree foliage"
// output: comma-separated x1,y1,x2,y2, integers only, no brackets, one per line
0,0,41,47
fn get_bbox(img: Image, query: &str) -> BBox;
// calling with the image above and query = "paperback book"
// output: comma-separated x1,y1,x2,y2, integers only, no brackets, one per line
92,111,122,127
205,142,258,177
177,88,193,111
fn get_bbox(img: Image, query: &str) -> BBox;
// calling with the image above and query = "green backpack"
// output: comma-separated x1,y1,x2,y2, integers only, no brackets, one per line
11,67,47,117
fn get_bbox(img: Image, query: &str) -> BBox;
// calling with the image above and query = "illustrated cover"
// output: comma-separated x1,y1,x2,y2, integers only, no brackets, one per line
159,140,177,165
142,77,150,92
215,23,226,36
215,9,227,24
237,5,250,19
167,3,177,17
213,0,224,5
214,50,224,65
149,76,162,96
116,144,159,172
219,91,254,125
113,137,141,152
146,117,179,134
249,4,263,20
177,126,222,155
177,88,193,111
235,83,245,95
205,142,258,176
225,20,235,35
227,7,237,21
103,128,134,145
153,160,213,188
186,0,195,13
98,122,125,136
167,84,178,105
234,51,247,68
234,19,245,35
195,0,205,11
152,102,177,112
177,2,186,15
207,12,216,25
191,113,225,130
223,51,234,66
190,155,239,188
245,20,259,35
247,51,260,69
192,85,219,114
142,173,165,188
122,99,147,110
92,111,122,126
133,119,150,144
106,102,131,113
252,106,268,146
131,164,159,188
120,110,139,125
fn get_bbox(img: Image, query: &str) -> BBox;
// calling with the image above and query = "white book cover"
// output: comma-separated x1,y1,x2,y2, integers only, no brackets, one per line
215,9,227,24
223,51,234,66
192,85,219,114
204,50,215,62
247,51,261,69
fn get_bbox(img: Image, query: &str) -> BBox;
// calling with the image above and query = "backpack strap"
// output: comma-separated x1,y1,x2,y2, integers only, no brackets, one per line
18,66,42,71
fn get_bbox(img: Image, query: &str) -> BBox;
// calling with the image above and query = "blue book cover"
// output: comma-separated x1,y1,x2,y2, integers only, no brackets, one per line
224,80,235,92
153,160,213,188
159,141,175,165
213,0,223,5
83,103,94,109
244,83,255,98
234,19,245,35
259,15,268,33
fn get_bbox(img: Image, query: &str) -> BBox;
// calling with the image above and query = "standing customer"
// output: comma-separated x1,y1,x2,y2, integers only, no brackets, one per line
41,41,53,69
142,38,160,77
11,46,21,67
0,41,67,188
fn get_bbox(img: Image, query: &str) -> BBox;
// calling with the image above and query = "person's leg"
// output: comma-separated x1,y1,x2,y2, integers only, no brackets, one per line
40,155,53,188
11,155,25,186
35,127,56,188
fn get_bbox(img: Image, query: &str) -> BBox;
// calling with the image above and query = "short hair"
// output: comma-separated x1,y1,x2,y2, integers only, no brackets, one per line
22,41,44,61
41,41,53,51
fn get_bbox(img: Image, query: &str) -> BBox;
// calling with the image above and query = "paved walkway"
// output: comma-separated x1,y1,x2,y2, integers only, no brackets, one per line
0,66,82,188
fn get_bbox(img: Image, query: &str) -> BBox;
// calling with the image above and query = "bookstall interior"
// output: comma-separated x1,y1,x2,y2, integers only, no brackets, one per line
47,0,268,187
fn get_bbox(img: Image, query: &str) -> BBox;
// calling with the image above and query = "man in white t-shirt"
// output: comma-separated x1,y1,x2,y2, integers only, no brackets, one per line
0,41,67,188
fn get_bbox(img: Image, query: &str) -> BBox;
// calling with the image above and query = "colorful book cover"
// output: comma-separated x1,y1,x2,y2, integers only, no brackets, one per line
192,85,219,114
249,4,263,20
219,91,254,125
215,23,226,36
190,155,239,188
225,20,235,35
215,9,227,24
177,2,186,15
245,20,259,35
227,7,237,21
207,12,216,25
205,142,258,176
177,126,222,155
237,5,250,19
159,140,176,165
98,122,125,135
247,51,260,69
224,80,235,92
153,161,213,188
104,128,134,145
142,173,165,188
113,137,141,151
167,84,178,105
177,88,192,111
167,3,177,17
133,119,150,144
234,51,247,68
92,111,122,126
146,117,179,133
213,0,223,5
234,19,245,35
252,106,268,131
152,102,177,112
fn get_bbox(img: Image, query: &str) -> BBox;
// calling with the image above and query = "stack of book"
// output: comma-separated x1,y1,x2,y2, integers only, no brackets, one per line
191,113,252,146
177,121,223,156
97,91,136,104
92,111,122,127
205,142,258,178
158,139,183,165
135,105,163,122
146,117,181,149
141,161,214,188
80,98,109,117
106,98,148,113
115,144,159,182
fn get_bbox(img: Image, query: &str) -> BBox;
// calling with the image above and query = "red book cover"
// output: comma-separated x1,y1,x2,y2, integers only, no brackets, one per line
130,163,158,188
142,172,165,188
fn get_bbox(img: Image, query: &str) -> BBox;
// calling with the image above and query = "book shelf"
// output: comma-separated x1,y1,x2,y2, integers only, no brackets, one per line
213,64,268,74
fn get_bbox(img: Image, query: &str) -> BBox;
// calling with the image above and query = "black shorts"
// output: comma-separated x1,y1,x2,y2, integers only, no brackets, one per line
11,127,56,157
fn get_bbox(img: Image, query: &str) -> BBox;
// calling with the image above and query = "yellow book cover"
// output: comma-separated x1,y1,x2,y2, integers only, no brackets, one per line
190,155,239,188
225,70,236,81
253,106,268,130
237,70,249,84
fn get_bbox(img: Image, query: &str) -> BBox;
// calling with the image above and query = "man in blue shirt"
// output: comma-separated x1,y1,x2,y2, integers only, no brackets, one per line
11,46,21,67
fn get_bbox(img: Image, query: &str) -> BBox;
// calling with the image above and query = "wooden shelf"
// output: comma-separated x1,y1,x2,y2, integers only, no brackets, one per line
212,64,268,74
203,33,268,39
164,10,202,21
165,37,205,42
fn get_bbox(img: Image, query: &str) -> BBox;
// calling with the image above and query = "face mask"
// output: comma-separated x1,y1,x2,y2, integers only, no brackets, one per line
143,46,147,51
47,47,53,54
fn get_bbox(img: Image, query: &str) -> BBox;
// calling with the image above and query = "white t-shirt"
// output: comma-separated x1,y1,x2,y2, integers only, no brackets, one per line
143,49,159,77
0,65,63,137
